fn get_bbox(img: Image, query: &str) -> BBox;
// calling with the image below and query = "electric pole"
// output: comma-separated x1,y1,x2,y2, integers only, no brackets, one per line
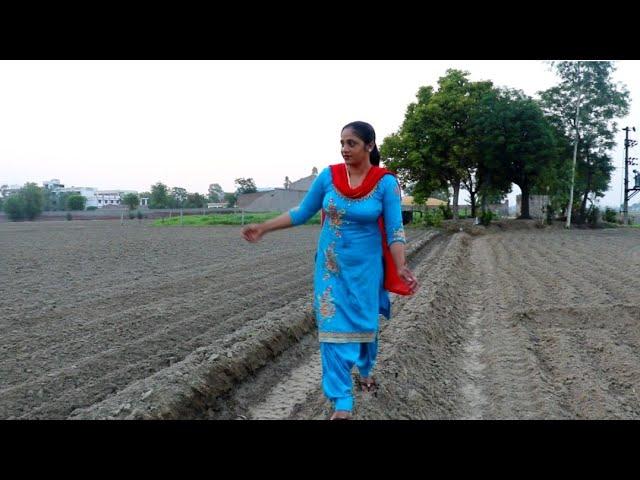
622,126,637,225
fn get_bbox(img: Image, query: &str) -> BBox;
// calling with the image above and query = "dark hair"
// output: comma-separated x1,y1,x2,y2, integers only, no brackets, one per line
342,121,380,166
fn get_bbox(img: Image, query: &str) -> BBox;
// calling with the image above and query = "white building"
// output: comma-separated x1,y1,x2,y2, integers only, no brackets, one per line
96,190,137,208
57,186,100,208
43,179,65,191
41,179,137,209
1,184,22,198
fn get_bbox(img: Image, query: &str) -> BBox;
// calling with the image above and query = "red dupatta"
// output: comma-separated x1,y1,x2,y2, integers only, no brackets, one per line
320,163,413,296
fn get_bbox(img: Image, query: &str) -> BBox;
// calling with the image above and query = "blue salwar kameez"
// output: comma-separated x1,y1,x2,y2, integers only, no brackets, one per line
288,166,406,411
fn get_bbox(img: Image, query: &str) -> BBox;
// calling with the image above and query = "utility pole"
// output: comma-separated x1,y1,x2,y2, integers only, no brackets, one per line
622,126,637,225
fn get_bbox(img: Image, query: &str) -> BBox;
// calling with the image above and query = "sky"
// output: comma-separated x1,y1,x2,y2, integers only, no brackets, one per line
1,60,638,208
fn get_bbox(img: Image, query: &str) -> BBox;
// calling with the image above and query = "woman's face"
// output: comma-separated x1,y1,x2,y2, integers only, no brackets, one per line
340,128,372,166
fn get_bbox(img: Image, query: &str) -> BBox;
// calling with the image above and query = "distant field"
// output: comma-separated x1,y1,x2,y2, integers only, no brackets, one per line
153,212,321,226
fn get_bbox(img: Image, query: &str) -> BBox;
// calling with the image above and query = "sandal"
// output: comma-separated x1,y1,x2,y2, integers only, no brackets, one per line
357,377,379,393
330,411,352,420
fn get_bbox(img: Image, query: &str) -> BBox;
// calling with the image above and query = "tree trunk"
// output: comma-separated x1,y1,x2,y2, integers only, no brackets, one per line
579,189,590,222
470,191,476,218
452,182,460,220
579,168,592,221
519,185,531,219
566,64,583,229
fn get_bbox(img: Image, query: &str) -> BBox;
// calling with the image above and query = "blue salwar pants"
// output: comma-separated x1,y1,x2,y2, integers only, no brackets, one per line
320,336,378,412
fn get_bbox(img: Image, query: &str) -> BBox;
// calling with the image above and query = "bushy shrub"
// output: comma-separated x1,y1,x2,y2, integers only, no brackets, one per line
438,204,453,220
424,208,444,227
480,210,494,226
603,207,617,223
4,196,24,221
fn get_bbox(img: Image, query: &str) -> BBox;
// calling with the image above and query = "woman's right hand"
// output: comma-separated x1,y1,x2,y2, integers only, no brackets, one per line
241,223,265,243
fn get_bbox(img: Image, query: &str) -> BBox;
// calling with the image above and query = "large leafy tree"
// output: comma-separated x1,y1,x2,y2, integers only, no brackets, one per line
475,88,562,218
224,192,237,208
235,178,257,195
381,70,495,218
3,196,24,221
208,183,224,202
185,192,207,208
149,182,170,209
170,187,188,208
4,183,45,221
539,61,630,224
21,183,45,219
121,193,140,210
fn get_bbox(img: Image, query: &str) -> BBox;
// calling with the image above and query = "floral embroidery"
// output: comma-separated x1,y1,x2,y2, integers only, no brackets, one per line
323,242,339,280
391,227,406,243
317,286,335,322
325,198,345,237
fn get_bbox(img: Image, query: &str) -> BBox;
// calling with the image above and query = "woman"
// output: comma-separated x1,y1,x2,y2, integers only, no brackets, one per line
241,121,418,420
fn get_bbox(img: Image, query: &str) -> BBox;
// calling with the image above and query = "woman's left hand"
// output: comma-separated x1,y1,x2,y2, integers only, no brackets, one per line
398,265,419,294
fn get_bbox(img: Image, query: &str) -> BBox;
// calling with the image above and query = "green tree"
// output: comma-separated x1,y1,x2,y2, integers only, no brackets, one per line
21,183,45,219
4,183,45,220
67,194,87,211
43,189,55,211
149,182,170,209
381,70,494,219
234,178,257,194
170,187,188,208
471,88,562,218
185,192,206,208
122,193,140,210
381,86,446,207
3,195,24,221
430,188,450,202
208,183,225,202
539,61,630,225
54,191,72,211
224,192,237,208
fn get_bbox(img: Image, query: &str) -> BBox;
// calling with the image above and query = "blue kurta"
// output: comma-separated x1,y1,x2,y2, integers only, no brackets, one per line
289,167,406,343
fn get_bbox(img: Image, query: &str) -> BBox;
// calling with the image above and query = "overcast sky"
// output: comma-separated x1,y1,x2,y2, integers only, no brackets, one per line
1,60,637,207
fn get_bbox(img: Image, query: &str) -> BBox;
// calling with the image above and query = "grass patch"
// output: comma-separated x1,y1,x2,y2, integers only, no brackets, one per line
153,212,321,226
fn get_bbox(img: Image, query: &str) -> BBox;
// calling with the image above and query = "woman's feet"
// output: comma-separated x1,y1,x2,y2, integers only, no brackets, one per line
357,376,379,393
330,410,352,420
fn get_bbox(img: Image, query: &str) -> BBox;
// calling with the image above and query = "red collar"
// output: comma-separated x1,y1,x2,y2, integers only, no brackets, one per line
330,163,394,198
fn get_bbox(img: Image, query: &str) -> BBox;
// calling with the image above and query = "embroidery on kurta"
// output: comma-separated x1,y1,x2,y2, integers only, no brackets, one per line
391,227,406,243
325,198,345,237
317,285,336,323
323,242,339,280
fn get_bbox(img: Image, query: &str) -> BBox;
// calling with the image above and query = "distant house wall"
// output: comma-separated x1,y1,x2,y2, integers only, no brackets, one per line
241,189,308,212
236,191,268,208
288,174,317,191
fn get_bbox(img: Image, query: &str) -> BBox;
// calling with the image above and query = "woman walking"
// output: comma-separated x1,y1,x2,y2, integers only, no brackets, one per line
241,121,418,419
